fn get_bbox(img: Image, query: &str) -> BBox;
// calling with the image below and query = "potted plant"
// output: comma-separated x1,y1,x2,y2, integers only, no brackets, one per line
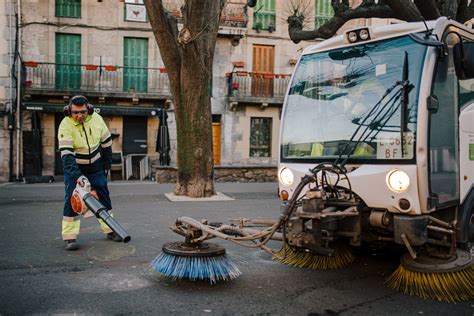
268,22,275,33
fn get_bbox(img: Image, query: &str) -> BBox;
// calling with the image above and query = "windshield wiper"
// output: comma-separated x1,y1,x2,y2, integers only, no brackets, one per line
334,52,414,169
333,83,402,167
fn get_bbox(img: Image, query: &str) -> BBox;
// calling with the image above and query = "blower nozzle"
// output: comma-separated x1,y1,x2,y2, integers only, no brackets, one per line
71,180,131,243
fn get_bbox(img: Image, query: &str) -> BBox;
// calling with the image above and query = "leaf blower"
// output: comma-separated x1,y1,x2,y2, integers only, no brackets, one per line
70,178,131,243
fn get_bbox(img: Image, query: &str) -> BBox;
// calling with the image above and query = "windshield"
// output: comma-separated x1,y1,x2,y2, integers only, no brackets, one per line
281,35,427,162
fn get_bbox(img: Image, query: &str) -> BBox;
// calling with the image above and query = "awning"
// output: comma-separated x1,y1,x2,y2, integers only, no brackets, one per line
21,101,164,117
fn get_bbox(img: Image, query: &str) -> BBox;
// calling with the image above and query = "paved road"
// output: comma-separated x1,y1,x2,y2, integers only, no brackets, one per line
0,181,472,315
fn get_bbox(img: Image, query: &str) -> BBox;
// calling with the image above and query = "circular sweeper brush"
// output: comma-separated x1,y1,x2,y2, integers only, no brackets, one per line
386,249,474,302
272,243,355,270
151,242,241,284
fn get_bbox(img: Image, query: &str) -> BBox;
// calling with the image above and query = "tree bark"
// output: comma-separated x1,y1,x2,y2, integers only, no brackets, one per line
145,0,225,197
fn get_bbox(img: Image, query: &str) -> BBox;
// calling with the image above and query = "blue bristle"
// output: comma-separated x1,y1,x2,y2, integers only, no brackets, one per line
151,252,242,284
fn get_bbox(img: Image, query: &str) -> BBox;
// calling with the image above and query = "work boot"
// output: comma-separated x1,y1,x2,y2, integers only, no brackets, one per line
106,232,122,242
64,239,79,251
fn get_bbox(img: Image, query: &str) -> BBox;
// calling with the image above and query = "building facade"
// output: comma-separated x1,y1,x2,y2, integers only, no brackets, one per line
2,0,394,182
0,0,17,182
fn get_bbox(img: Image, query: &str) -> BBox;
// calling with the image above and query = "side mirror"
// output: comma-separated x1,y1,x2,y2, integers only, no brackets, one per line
453,41,474,80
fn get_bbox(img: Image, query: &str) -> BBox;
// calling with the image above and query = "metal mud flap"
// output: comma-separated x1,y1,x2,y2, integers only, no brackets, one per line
393,215,428,246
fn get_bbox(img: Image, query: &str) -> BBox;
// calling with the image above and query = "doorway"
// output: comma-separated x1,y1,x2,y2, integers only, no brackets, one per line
123,116,148,179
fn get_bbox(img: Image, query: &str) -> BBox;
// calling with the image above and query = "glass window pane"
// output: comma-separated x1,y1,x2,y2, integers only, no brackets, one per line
55,0,81,18
253,0,276,31
250,117,272,157
315,0,334,29
429,49,459,204
281,36,426,162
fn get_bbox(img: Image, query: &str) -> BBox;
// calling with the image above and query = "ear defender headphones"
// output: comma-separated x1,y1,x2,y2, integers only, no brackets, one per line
64,95,94,117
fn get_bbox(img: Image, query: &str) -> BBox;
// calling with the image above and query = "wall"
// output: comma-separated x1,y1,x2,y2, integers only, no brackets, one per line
17,0,396,180
0,0,16,182
41,113,55,175
155,165,277,183
20,0,161,68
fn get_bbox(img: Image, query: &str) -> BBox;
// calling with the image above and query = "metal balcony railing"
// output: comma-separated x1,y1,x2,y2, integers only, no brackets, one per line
24,61,172,96
228,71,290,99
162,0,248,28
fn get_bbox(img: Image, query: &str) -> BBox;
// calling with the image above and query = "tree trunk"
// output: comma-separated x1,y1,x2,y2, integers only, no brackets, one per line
145,0,225,197
174,61,215,197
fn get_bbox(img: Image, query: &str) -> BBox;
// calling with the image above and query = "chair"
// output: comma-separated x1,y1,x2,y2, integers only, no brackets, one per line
110,151,124,180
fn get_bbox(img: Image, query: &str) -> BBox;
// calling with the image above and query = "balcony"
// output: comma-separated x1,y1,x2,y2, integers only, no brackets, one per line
23,62,172,99
227,71,290,106
162,1,248,37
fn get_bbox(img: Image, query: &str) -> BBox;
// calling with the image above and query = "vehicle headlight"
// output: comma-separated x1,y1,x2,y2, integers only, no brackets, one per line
279,167,294,186
359,29,369,40
348,31,358,43
386,169,410,193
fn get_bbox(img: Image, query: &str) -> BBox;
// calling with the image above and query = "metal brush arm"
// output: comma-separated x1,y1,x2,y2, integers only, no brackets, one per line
175,216,281,253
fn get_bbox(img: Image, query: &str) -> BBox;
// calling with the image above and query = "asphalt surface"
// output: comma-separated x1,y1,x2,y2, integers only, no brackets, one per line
0,181,472,315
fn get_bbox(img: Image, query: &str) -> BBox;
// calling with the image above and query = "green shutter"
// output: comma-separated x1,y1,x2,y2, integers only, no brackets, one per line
315,0,334,29
56,0,81,18
123,37,149,93
253,0,276,31
55,33,81,90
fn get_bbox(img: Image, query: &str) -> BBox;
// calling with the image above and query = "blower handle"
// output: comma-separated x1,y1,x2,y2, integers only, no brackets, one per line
82,193,131,243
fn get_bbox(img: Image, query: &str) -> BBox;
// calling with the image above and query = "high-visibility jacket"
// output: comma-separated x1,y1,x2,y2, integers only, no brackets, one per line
58,112,113,180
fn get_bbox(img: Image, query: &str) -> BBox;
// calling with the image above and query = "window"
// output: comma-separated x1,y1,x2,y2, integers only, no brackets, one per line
429,46,459,205
123,37,149,93
125,0,147,22
253,0,276,32
55,0,81,18
55,33,81,90
315,0,334,29
250,117,272,157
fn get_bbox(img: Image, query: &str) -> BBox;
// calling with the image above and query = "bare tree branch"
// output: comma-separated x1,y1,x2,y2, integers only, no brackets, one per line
457,0,474,22
414,0,441,20
434,0,459,19
382,0,425,21
288,2,396,43
285,0,467,43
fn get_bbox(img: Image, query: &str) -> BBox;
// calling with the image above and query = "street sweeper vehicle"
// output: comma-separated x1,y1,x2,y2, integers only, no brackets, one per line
152,17,474,302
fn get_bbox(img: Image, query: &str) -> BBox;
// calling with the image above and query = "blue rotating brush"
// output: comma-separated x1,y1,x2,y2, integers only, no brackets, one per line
151,241,241,284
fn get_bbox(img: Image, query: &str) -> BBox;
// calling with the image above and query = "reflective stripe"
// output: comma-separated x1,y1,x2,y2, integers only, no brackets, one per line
62,234,77,240
63,216,80,222
76,151,101,164
75,146,100,160
98,212,113,234
61,149,75,157
101,130,111,142
62,218,81,240
75,144,100,155
59,140,73,147
101,139,113,147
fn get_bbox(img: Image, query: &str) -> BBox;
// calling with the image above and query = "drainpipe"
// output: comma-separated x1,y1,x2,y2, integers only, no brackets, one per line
8,0,14,181
8,1,13,114
15,0,22,181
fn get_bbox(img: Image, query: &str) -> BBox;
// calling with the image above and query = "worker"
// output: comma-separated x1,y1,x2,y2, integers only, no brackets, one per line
58,95,122,250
